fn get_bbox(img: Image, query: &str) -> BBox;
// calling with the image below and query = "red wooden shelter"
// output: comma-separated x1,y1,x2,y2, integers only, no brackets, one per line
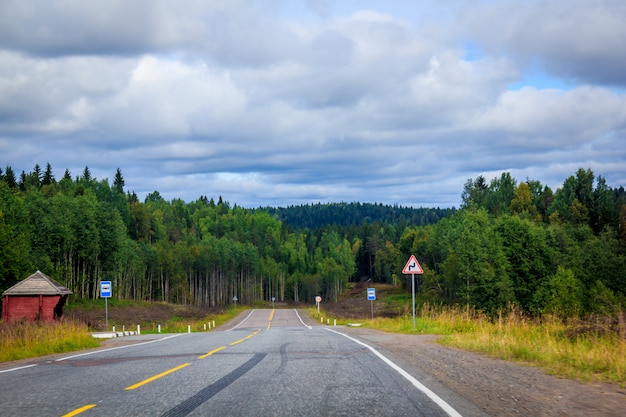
1,270,72,321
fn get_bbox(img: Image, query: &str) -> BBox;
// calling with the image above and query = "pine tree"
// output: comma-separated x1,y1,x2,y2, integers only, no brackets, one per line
113,167,125,193
4,166,17,189
42,163,55,186
82,166,92,182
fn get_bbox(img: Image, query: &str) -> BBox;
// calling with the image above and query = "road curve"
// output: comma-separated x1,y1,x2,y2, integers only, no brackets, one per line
0,309,487,417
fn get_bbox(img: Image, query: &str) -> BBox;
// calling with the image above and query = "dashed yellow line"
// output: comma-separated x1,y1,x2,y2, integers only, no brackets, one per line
199,345,226,359
61,404,97,417
267,309,275,329
67,328,262,415
245,330,260,339
125,363,191,391
231,329,260,345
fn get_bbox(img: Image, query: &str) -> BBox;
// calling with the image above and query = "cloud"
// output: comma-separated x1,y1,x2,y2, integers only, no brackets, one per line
0,0,624,208
461,0,626,86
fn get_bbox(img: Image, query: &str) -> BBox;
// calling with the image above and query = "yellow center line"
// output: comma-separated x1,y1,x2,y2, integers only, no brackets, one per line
61,404,97,417
267,309,275,329
230,328,260,345
199,345,226,359
245,329,260,339
125,363,191,391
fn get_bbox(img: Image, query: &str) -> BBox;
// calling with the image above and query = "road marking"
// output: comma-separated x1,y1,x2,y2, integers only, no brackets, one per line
326,328,463,417
56,334,185,362
0,364,37,374
199,346,226,359
267,309,275,329
227,309,256,331
0,334,186,374
230,338,246,346
293,309,313,329
125,362,191,390
245,330,260,339
60,404,96,416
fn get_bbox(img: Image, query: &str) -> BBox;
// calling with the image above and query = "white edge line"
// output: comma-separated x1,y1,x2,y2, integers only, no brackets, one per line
293,309,313,329
0,364,38,374
325,328,463,417
226,309,256,331
0,334,186,372
55,333,185,361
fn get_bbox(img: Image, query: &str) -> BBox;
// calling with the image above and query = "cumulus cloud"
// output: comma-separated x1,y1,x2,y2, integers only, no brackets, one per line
0,0,624,207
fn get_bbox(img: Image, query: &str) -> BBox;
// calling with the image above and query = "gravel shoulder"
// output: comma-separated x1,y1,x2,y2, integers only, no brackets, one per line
339,326,625,417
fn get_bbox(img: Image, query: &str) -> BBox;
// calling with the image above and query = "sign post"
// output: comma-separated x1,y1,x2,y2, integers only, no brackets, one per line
233,295,238,310
402,255,423,330
367,288,376,319
315,296,322,314
100,281,112,330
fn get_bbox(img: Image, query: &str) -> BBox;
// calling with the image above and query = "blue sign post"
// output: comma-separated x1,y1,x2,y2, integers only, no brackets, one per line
367,288,376,301
100,281,112,298
100,281,112,330
367,288,376,319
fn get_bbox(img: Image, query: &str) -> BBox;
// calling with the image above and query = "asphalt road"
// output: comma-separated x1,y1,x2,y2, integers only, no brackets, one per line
0,309,485,417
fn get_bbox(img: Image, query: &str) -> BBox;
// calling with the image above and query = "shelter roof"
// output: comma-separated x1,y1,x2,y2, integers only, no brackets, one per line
2,270,73,296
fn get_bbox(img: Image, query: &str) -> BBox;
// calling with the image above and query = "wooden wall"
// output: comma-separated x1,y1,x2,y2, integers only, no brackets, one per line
2,295,62,321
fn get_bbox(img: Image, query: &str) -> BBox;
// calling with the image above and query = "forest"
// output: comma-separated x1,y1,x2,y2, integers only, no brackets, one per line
0,164,624,317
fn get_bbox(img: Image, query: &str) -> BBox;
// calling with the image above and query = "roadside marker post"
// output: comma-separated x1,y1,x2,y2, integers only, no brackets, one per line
402,255,424,330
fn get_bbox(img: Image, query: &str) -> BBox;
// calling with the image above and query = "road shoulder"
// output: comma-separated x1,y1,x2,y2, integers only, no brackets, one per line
339,327,625,417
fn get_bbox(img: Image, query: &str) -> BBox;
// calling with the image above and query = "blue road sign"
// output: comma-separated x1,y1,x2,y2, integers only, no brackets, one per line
367,288,376,301
100,281,112,298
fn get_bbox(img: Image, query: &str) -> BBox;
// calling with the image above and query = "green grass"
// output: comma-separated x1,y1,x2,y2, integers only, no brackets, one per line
0,320,100,363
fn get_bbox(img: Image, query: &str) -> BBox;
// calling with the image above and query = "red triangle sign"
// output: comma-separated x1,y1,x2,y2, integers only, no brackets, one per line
402,255,423,274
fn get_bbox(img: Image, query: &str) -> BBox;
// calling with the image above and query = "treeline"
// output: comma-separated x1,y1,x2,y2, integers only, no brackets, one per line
0,164,357,306
262,202,454,230
400,170,626,315
0,164,624,317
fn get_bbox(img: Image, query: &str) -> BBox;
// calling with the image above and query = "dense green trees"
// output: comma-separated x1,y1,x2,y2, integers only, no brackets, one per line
0,163,624,317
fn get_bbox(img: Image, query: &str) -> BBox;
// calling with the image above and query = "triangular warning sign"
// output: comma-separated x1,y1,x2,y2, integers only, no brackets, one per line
402,255,423,274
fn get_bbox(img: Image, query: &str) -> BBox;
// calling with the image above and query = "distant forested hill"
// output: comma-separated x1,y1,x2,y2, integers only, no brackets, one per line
261,202,456,229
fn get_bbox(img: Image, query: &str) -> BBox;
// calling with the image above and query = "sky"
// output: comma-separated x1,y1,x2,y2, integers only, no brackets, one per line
1,0,625,208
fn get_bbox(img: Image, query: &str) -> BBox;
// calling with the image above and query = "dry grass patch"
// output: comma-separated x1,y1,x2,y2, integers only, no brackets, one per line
0,320,99,363
438,309,626,386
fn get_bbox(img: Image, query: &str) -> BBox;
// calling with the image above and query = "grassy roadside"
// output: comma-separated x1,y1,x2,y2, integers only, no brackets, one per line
0,302,244,364
0,320,100,363
313,304,626,386
439,310,626,386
